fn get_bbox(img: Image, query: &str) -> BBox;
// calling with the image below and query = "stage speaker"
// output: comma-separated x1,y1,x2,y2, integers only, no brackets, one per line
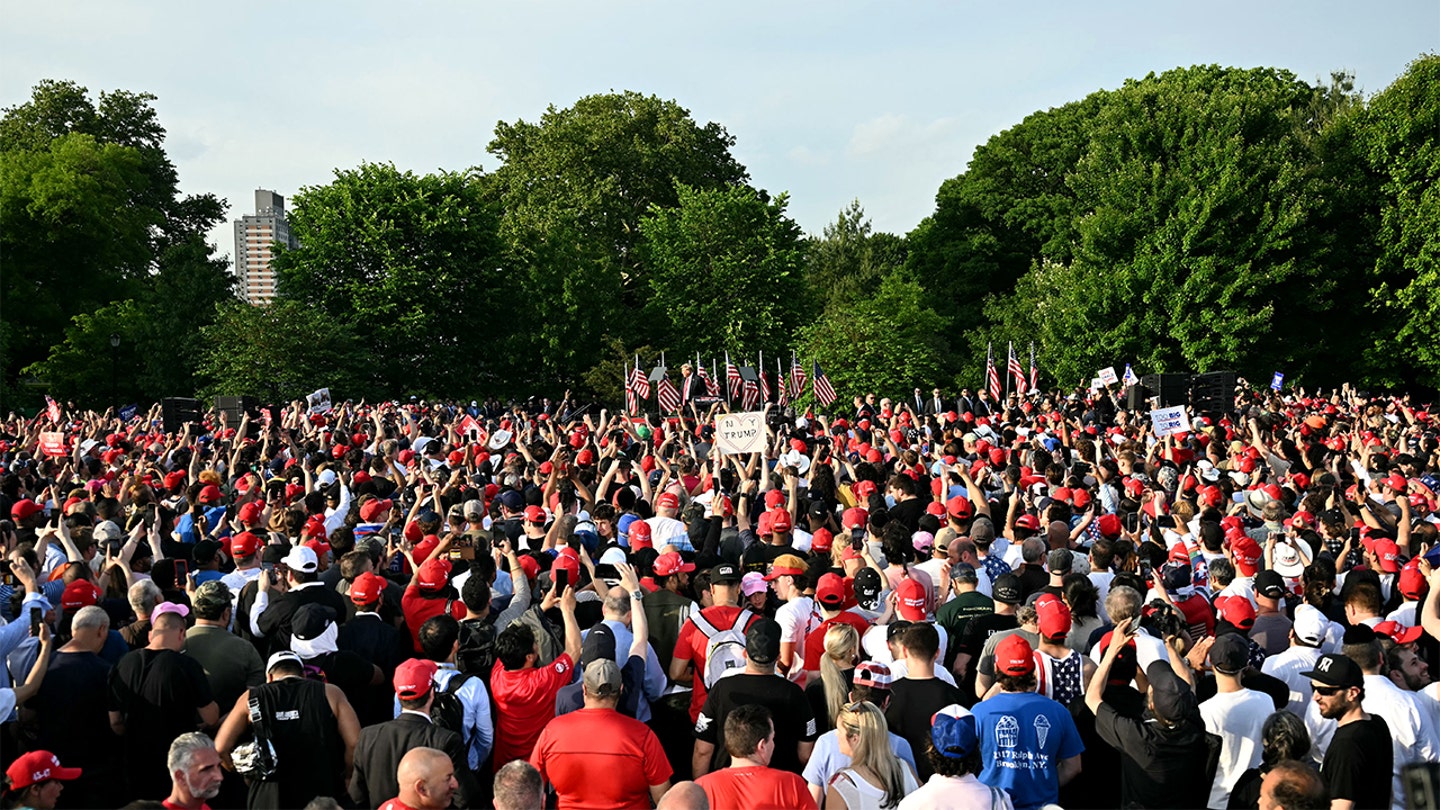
1125,383,1150,411
1191,371,1237,415
1141,374,1190,408
214,395,258,425
161,397,202,433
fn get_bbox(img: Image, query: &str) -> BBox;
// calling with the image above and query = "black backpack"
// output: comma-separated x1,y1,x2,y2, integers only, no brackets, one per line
429,672,476,735
455,618,497,681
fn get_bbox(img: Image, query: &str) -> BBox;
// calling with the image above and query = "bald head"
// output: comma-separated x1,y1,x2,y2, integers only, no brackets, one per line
1047,521,1070,549
657,781,709,810
396,747,457,810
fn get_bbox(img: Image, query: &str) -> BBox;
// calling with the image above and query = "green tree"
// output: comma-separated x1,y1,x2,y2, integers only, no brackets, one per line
804,200,906,312
197,301,365,403
485,92,749,391
1,80,232,406
1359,55,1440,388
798,270,949,403
272,162,502,398
640,184,807,359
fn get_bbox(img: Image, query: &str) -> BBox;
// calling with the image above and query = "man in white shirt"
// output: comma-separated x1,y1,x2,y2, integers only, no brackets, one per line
1199,634,1272,809
646,491,691,551
767,554,816,684
220,532,265,598
1261,605,1330,718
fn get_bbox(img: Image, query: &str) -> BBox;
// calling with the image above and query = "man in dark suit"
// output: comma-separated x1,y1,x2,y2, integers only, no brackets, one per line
911,388,927,414
679,363,700,408
924,387,947,415
349,658,479,808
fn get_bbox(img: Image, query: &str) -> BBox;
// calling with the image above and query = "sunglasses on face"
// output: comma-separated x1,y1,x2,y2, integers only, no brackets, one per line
1313,685,1347,697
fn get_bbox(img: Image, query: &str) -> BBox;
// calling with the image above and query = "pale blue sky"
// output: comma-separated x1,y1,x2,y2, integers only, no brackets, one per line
2,1,1435,267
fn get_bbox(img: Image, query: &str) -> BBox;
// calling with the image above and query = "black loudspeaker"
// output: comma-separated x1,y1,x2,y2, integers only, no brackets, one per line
214,395,258,424
1141,374,1190,408
1126,383,1150,411
1191,371,1237,416
161,397,202,433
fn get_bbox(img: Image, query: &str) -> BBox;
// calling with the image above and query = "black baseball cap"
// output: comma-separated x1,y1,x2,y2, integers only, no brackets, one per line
1301,654,1363,689
712,563,742,585
1210,633,1248,674
853,567,883,610
992,573,1021,605
1254,570,1286,600
746,619,782,665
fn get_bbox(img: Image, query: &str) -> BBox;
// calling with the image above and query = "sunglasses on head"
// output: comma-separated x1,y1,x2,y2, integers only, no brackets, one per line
1313,685,1347,696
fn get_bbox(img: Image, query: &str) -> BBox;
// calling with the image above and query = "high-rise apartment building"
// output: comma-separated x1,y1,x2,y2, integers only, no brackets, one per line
233,189,297,304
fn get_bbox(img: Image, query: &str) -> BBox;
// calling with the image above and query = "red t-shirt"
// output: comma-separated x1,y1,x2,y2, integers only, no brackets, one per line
673,606,760,722
491,653,575,769
162,802,212,810
377,800,415,810
695,765,818,810
801,610,873,672
401,585,466,650
530,707,673,809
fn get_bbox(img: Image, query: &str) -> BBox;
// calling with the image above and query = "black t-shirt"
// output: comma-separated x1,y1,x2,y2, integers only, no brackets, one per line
695,672,818,775
1016,564,1049,603
1323,715,1393,810
805,667,855,735
1095,702,1211,809
885,676,963,782
108,648,215,798
1061,685,1146,810
887,497,926,534
32,650,115,770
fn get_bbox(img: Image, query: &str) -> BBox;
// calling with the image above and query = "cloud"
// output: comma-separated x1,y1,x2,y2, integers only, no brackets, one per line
846,113,963,158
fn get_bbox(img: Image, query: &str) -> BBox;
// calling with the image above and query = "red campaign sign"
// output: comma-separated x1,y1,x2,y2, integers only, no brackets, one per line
457,414,483,441
39,431,69,457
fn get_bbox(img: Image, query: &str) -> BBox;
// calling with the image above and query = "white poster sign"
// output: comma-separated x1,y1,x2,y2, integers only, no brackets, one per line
1098,367,1119,386
306,387,333,415
1151,405,1192,437
715,412,766,455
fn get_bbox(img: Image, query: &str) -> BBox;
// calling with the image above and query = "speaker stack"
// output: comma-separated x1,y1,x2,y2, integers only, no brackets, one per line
161,398,202,433
1191,371,1237,417
1141,374,1190,409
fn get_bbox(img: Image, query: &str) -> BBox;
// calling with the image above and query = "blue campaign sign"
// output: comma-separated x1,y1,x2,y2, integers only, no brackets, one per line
118,403,138,421
1270,372,1284,391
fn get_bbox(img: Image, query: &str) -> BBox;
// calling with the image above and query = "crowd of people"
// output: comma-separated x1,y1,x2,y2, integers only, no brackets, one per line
1,379,1438,810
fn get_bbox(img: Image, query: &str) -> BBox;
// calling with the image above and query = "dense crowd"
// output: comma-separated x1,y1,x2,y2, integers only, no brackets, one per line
1,380,1438,810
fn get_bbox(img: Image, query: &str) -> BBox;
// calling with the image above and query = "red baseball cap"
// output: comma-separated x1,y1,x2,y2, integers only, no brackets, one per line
657,492,680,511
926,501,946,517
1216,595,1256,630
816,573,847,607
1374,620,1422,645
852,480,877,501
1014,514,1041,532
628,520,653,549
1372,539,1401,573
360,498,393,523
10,499,43,521
1399,559,1426,600
237,501,264,526
393,658,437,699
1035,593,1073,640
523,505,546,524
946,496,973,520
61,579,100,611
517,555,540,581
995,634,1036,676
229,531,262,558
304,538,331,558
550,553,580,584
896,578,927,621
842,507,869,531
1229,535,1262,576
764,490,787,510
1097,514,1122,538
769,508,793,534
6,750,81,791
198,485,223,504
350,572,386,605
416,558,452,592
811,527,834,553
653,551,696,578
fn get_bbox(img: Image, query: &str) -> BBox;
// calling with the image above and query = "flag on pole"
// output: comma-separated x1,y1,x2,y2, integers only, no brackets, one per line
1007,342,1025,395
788,354,807,401
813,362,837,407
1122,363,1139,388
624,360,638,415
775,358,789,406
629,355,650,400
725,353,742,403
756,352,771,404
1028,343,1038,393
985,344,1001,402
698,363,719,397
656,368,681,414
742,376,761,411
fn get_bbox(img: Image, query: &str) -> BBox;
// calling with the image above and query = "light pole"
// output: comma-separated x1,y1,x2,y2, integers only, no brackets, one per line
109,332,120,409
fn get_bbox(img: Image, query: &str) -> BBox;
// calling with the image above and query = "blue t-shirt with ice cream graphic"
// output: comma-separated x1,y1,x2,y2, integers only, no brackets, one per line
972,690,1085,810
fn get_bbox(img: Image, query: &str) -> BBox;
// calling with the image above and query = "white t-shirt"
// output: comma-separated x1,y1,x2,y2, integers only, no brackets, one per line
898,773,1014,810
776,596,818,682
646,515,690,549
1200,688,1272,809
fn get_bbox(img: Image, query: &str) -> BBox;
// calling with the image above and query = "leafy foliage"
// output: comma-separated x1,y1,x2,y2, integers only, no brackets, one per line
197,301,364,403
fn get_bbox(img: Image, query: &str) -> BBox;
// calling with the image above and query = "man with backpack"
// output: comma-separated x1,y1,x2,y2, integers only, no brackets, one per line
671,563,762,726
349,658,481,808
402,614,494,774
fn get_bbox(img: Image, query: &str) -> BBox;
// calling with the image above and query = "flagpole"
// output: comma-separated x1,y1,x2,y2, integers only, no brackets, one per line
725,351,732,406
758,349,764,404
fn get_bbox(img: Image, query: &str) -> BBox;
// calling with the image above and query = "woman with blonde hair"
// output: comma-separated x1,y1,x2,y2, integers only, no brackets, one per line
826,700,919,810
806,623,860,733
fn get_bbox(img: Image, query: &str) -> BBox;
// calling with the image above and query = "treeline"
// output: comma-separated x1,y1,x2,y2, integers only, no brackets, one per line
3,57,1436,412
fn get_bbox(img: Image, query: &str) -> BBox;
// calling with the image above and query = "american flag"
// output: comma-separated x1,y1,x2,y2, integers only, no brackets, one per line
1028,343,1038,393
628,357,650,400
813,362,837,407
775,358,789,407
1007,342,1026,395
699,363,720,397
742,375,761,411
986,343,1001,402
725,353,742,403
656,371,681,413
757,365,771,404
788,355,807,401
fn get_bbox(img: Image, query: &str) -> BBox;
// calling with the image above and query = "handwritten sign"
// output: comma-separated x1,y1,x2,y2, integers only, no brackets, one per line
1151,405,1192,438
715,412,765,455
306,387,332,415
39,431,68,457
1098,367,1119,386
